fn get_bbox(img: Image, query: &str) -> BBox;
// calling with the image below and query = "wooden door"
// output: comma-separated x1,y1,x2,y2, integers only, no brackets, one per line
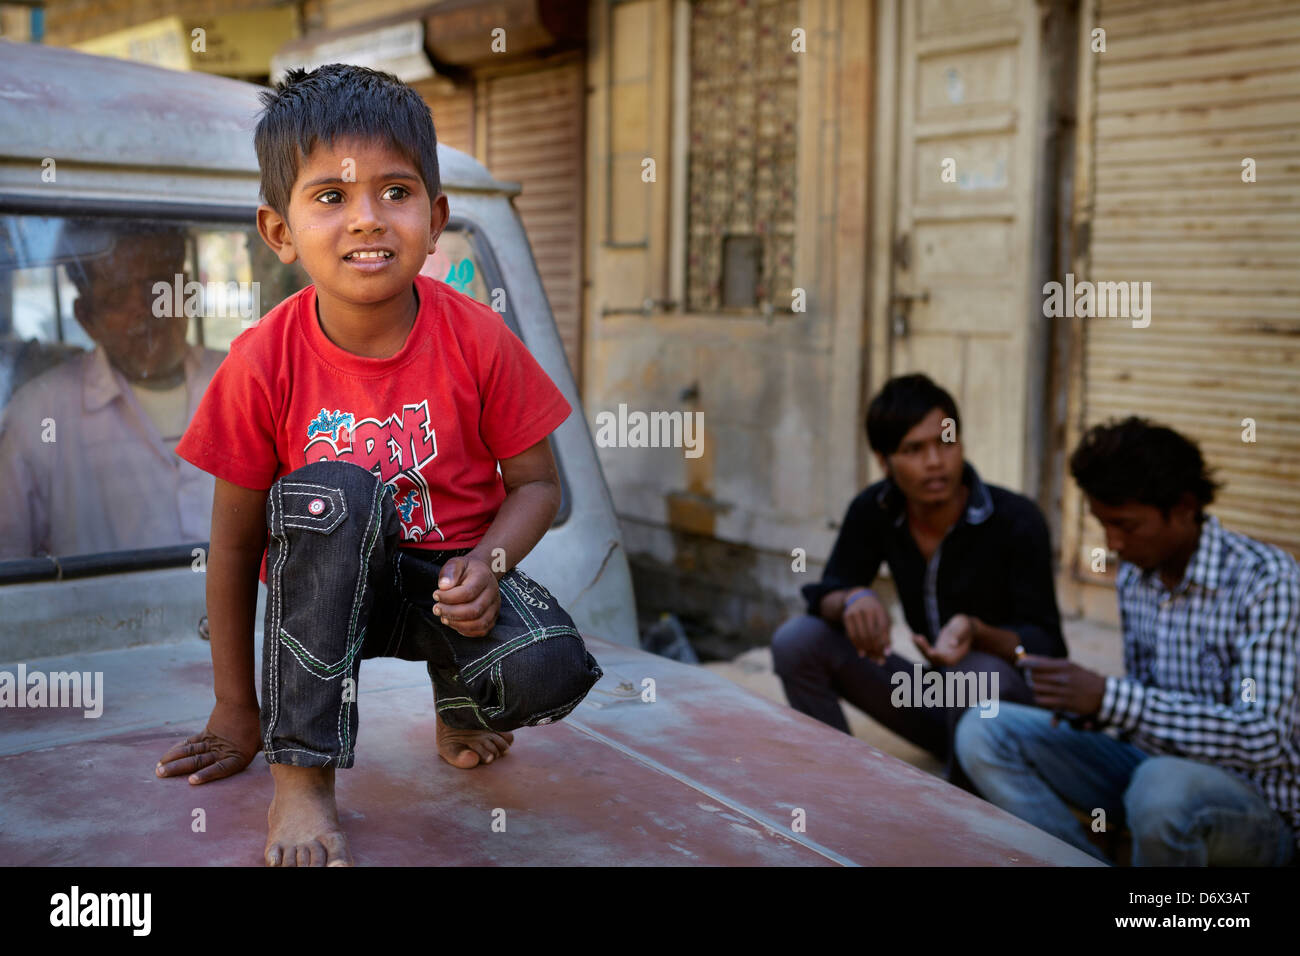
887,0,1045,492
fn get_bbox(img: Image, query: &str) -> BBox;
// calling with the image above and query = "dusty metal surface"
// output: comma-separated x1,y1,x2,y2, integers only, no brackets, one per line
0,39,509,194
0,635,1097,866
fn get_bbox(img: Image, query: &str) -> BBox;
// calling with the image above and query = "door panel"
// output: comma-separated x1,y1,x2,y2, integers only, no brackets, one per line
889,0,1041,490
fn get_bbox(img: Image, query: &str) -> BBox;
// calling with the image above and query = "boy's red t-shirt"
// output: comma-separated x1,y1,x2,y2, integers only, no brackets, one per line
176,274,571,580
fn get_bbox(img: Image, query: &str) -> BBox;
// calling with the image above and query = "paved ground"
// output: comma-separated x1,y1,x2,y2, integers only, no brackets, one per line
702,613,1125,776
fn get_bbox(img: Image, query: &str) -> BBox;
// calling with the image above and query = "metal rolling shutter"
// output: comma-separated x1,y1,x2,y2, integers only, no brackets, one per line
1075,0,1300,562
414,82,476,157
483,59,586,385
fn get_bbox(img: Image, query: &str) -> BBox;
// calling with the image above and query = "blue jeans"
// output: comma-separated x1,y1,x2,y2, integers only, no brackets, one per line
261,460,603,768
955,701,1297,865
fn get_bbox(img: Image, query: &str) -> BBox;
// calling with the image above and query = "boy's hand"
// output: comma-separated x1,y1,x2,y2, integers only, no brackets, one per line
156,699,262,784
433,556,501,637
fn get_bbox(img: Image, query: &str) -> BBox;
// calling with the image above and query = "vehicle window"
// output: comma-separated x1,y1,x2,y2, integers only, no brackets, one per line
420,228,492,304
0,214,308,563
0,214,566,571
438,222,573,528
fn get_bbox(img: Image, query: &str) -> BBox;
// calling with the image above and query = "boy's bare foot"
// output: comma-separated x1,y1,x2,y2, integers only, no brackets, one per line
265,764,353,867
436,712,514,768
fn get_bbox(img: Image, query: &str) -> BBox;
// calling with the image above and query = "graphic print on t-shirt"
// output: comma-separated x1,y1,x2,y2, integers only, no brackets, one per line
303,400,443,542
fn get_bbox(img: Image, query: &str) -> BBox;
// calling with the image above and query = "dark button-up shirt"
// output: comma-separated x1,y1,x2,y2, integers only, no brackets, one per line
802,462,1066,657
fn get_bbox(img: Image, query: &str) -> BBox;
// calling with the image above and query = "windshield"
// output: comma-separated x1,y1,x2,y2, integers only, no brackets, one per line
0,213,530,571
0,213,309,564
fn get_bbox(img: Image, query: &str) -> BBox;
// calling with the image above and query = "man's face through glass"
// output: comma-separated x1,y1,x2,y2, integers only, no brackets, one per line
72,232,190,384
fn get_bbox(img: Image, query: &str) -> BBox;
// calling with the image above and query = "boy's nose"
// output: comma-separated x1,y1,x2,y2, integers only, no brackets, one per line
349,195,385,232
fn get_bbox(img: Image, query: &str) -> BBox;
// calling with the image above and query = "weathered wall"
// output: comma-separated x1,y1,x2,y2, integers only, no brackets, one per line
584,0,874,647
40,0,300,46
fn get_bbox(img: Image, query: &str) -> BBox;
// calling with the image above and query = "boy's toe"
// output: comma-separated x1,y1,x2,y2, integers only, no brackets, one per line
322,833,353,867
449,745,480,768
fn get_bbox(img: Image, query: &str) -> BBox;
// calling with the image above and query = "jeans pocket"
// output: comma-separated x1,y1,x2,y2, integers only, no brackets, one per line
276,480,348,534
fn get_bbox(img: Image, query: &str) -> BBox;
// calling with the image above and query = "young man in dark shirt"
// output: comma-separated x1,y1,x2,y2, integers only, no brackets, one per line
772,374,1066,782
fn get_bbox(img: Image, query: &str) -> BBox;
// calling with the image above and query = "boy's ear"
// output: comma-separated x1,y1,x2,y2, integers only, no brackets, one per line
874,452,893,480
428,192,450,253
256,204,298,265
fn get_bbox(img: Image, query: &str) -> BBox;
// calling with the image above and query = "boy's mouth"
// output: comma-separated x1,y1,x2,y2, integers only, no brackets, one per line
343,249,395,261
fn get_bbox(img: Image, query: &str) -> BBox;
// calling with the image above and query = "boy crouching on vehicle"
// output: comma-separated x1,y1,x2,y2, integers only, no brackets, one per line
156,64,602,867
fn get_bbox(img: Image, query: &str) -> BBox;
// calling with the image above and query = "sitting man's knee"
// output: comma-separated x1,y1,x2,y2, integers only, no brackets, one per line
956,701,1039,759
954,706,995,763
770,614,831,673
1123,757,1195,834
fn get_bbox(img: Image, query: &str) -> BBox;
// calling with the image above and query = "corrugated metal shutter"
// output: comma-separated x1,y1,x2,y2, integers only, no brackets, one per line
483,60,586,385
413,82,475,157
1074,0,1300,565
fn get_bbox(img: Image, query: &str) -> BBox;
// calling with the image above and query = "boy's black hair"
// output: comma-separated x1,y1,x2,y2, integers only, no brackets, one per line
866,373,961,456
1069,417,1220,521
254,63,440,222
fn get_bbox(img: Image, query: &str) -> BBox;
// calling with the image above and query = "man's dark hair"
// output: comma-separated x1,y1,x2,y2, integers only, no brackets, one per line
254,64,441,222
62,220,187,297
1069,417,1220,520
865,373,961,456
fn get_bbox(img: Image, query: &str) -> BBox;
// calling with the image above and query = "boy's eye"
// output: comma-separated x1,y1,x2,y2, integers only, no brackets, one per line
382,185,410,200
316,189,343,204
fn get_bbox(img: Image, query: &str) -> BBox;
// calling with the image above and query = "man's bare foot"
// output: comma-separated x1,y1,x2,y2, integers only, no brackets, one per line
265,764,353,867
436,712,514,768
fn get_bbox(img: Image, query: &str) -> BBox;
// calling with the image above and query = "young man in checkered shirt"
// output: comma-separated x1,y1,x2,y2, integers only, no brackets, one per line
956,417,1299,865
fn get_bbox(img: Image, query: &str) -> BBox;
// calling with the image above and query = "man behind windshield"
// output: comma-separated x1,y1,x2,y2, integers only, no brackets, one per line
0,225,224,558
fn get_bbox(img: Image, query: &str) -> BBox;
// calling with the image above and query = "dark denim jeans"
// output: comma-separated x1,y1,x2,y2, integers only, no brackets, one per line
261,460,603,768
770,613,1034,789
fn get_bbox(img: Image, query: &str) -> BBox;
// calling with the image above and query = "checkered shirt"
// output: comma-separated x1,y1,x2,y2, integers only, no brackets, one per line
1098,515,1300,844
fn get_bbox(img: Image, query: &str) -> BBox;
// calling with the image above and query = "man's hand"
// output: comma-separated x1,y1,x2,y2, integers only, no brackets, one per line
842,588,891,664
913,613,974,668
1021,655,1106,719
156,699,262,784
433,555,501,637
